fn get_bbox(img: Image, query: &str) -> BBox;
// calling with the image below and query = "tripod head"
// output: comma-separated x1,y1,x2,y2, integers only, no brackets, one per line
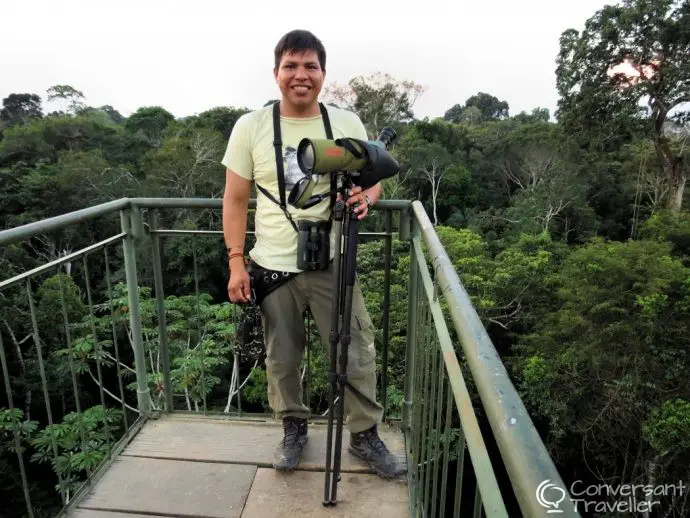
288,127,399,210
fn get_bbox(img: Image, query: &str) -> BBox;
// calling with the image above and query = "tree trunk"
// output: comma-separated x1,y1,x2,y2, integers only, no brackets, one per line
666,162,686,213
651,100,686,212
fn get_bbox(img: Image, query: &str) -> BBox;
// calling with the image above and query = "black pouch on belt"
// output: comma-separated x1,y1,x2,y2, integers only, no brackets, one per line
247,260,297,307
236,261,297,361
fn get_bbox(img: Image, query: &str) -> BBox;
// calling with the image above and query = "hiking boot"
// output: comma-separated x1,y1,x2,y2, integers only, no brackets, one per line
348,424,406,478
273,416,308,471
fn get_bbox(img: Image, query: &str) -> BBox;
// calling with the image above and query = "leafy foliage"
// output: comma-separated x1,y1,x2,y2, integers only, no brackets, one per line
0,3,689,513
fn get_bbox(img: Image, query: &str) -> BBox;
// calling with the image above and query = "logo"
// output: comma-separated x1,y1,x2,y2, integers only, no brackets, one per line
536,479,686,514
536,479,566,513
326,147,345,157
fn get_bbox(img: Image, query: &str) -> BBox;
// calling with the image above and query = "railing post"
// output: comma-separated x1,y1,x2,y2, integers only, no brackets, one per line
402,212,418,431
120,208,150,418
380,210,392,420
149,210,173,412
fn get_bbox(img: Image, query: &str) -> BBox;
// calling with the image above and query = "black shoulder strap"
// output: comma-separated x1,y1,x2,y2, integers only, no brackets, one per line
319,102,334,139
253,101,298,232
272,101,288,209
319,103,337,208
256,101,335,232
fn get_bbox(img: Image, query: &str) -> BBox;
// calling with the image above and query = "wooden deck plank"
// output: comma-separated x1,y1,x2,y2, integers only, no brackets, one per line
73,457,257,518
122,416,407,474
240,468,409,517
70,511,176,518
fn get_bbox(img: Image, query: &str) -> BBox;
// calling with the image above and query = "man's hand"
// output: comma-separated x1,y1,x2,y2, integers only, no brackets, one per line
344,185,372,220
228,258,251,303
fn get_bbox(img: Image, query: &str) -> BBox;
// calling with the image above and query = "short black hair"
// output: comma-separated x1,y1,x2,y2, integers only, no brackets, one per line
274,30,326,72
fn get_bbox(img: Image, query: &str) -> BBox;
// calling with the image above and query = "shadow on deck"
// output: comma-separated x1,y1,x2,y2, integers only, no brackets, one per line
66,414,409,518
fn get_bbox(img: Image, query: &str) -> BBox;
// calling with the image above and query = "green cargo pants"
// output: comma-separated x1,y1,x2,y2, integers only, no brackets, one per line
259,261,383,433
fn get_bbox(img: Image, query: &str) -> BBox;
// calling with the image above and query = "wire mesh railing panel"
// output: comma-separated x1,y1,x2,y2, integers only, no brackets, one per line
0,206,143,518
406,230,508,518
405,201,580,518
135,200,404,421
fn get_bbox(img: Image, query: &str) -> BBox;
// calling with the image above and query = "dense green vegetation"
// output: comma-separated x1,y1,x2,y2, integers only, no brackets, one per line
1,0,688,516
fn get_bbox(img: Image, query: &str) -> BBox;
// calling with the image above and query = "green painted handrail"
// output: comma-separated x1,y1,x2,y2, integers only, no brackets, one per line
411,200,580,517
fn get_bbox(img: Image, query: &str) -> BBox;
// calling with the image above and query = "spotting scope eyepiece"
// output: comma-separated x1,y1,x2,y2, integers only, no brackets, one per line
289,127,400,209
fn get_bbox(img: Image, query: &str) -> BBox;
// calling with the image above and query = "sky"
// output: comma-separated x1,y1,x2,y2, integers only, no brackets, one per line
1,0,613,121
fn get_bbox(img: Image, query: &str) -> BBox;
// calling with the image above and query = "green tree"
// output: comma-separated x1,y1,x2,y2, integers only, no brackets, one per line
1,94,43,127
46,85,86,115
31,406,122,501
323,72,425,138
464,92,510,120
444,92,510,123
185,106,249,140
515,237,690,514
124,106,175,147
556,0,690,211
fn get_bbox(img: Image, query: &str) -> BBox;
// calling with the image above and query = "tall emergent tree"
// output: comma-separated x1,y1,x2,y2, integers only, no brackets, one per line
0,94,43,126
322,72,425,139
556,0,689,212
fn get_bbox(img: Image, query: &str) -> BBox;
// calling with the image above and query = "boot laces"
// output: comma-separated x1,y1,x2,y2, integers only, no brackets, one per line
363,428,389,456
282,419,304,447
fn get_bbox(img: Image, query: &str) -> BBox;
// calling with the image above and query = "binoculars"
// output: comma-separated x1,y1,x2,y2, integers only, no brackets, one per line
288,127,399,209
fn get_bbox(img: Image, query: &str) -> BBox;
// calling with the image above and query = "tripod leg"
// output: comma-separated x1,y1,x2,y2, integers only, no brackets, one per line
323,200,344,507
329,208,360,504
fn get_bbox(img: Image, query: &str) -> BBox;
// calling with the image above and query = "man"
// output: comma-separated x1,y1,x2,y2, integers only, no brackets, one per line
221,29,404,479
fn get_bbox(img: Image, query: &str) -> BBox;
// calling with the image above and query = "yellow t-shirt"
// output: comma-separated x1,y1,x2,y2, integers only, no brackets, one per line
221,103,369,272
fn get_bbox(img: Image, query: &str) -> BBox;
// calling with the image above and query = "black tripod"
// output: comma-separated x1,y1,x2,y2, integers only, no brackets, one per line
322,174,363,507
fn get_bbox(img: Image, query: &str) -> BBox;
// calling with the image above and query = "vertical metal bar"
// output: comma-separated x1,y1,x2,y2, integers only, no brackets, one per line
416,305,432,516
410,301,420,516
149,211,173,412
82,258,105,405
82,255,110,446
453,424,466,518
26,280,65,503
380,210,392,419
237,376,242,415
402,220,419,431
423,330,439,515
431,365,445,518
439,381,453,518
191,234,206,414
415,280,429,516
473,483,484,518
409,289,421,516
305,312,311,410
120,209,150,418
0,332,35,518
57,269,86,448
103,247,129,429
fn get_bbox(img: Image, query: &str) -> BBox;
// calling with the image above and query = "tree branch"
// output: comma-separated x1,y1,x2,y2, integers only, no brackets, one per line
87,368,139,413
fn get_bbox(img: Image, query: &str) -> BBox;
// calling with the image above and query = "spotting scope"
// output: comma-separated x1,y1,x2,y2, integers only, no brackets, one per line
288,127,399,209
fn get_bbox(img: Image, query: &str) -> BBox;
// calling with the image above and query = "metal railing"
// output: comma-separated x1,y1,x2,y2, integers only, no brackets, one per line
404,201,579,517
0,197,580,518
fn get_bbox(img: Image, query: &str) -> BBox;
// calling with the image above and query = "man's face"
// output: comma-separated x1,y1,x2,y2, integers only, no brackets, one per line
274,50,324,111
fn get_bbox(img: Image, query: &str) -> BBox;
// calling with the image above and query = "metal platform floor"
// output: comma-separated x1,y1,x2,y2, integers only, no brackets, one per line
66,414,409,518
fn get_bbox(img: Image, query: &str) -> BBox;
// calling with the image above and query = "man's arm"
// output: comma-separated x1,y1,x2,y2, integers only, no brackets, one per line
223,168,252,302
363,181,382,206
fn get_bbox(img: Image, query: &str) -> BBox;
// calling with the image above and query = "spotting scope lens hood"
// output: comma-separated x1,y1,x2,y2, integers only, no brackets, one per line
297,140,316,174
345,137,400,190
